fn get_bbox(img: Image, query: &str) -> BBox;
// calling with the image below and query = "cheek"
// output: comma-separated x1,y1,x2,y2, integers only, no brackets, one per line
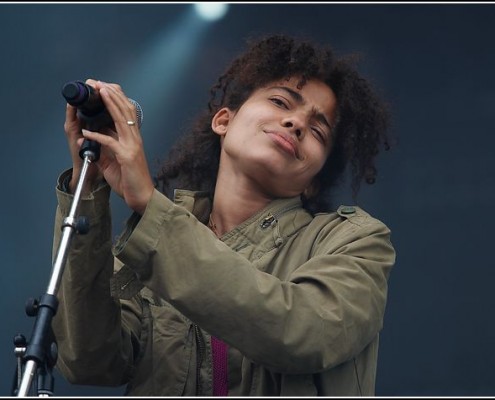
305,142,329,171
236,103,273,128
225,113,268,147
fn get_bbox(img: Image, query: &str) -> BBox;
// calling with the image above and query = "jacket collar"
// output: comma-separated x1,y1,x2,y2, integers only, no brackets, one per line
172,189,312,250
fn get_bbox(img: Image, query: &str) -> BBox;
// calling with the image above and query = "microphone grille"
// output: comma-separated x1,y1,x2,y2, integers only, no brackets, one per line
129,98,144,128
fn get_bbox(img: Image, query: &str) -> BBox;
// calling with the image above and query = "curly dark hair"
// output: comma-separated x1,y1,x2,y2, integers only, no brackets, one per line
156,34,391,213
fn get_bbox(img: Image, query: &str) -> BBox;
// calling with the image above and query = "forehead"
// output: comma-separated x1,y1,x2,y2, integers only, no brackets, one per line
258,77,337,117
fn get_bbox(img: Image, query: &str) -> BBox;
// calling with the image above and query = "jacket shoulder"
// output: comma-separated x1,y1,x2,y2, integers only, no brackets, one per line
311,205,392,239
315,204,385,222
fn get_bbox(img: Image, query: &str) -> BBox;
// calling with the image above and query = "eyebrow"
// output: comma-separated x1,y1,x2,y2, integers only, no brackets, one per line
270,86,334,131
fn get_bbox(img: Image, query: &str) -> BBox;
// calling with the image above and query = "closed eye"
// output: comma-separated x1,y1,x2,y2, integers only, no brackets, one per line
311,127,326,143
270,97,289,109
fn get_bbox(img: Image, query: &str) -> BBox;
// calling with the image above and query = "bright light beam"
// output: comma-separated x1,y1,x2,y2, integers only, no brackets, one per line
119,8,208,111
116,6,212,153
194,3,229,22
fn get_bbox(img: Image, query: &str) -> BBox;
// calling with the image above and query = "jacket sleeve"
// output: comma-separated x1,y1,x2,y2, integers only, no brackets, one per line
51,170,142,386
113,189,395,374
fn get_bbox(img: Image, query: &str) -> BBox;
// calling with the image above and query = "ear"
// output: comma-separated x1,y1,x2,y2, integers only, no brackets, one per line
211,107,232,137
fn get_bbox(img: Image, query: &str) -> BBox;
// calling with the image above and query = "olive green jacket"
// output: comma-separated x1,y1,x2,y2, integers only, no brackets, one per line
52,170,395,396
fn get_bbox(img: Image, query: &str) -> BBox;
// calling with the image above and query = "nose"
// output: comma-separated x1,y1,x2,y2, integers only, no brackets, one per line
282,116,304,140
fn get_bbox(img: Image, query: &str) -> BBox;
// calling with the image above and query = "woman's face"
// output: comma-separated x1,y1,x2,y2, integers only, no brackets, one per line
212,77,338,199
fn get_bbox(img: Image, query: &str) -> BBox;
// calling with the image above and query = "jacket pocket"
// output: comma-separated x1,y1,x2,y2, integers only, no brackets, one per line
146,300,194,395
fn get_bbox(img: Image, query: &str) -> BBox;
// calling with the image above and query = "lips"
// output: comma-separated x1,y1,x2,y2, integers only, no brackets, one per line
265,131,299,159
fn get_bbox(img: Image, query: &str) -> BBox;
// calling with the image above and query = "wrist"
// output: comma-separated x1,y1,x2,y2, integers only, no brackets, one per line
132,187,155,216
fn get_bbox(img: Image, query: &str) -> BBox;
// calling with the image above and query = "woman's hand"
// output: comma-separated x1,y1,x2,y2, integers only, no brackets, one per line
64,79,154,215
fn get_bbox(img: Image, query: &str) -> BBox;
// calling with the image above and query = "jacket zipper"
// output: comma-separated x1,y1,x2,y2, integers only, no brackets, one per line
194,324,205,395
193,203,299,394
260,203,300,229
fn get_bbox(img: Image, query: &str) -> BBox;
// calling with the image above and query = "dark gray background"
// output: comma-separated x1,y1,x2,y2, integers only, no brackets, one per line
1,3,494,396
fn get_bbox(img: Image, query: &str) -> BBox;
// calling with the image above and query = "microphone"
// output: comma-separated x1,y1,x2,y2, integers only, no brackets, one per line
61,80,143,131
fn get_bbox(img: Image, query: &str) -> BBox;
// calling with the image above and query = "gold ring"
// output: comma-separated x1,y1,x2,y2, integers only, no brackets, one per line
126,120,136,126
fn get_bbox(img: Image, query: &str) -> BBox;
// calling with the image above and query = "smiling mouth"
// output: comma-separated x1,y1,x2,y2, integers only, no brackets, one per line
265,131,299,159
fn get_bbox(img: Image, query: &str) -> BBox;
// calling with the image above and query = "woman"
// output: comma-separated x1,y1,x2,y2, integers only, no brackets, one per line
52,34,396,396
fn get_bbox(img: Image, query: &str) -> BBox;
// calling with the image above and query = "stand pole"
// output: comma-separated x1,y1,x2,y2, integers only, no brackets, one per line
16,143,99,397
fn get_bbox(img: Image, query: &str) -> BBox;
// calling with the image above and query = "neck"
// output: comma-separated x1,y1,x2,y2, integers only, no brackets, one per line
210,169,274,237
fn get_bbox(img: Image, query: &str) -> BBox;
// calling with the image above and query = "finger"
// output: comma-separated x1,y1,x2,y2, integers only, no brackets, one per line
85,78,101,90
64,104,83,137
101,126,119,140
77,134,115,162
99,87,140,137
65,103,77,120
100,85,135,119
82,129,120,151
81,129,131,171
90,80,127,99
65,104,81,128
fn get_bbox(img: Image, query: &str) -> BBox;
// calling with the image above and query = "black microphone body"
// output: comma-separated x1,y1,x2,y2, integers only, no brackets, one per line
62,81,112,131
61,81,143,131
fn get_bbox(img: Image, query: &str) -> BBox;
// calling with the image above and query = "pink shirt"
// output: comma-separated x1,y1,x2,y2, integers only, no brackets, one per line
211,336,228,396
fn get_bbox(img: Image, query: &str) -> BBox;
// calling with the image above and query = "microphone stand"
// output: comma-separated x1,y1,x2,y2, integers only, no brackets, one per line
13,140,100,397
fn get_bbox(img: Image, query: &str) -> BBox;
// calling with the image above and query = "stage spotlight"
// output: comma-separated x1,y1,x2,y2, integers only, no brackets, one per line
194,3,229,22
